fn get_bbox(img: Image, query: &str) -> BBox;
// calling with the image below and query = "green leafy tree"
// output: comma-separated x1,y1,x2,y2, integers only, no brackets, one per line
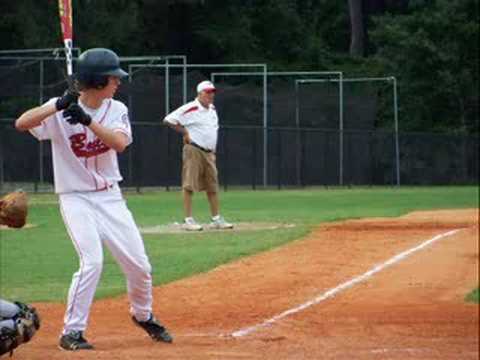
192,1,259,62
0,1,143,54
370,0,479,133
74,0,142,55
1,0,477,134
0,1,58,50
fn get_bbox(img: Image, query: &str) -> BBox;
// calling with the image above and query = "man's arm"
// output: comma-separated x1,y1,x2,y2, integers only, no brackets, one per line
16,91,78,132
89,122,130,153
164,118,191,144
61,103,130,153
15,103,57,132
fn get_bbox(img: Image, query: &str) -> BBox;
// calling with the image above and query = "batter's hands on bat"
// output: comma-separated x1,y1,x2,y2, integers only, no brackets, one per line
63,104,92,126
56,88,79,111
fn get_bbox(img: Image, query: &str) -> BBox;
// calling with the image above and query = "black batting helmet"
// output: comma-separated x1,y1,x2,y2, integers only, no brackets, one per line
75,48,127,89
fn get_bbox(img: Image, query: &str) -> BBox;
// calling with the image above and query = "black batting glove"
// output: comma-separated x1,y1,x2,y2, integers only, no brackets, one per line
63,104,92,126
55,89,79,111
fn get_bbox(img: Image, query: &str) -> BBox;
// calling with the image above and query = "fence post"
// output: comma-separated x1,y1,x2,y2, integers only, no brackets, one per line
339,73,344,186
222,128,228,191
392,76,401,186
166,126,171,191
165,58,170,116
38,60,45,192
301,129,306,187
128,140,134,190
295,85,302,186
263,66,268,187
252,127,257,190
135,139,141,193
277,129,282,190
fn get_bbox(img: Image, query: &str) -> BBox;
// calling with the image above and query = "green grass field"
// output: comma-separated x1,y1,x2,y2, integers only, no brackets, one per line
0,186,478,303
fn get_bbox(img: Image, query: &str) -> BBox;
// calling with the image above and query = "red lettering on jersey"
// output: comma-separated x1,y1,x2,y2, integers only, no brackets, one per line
69,133,110,158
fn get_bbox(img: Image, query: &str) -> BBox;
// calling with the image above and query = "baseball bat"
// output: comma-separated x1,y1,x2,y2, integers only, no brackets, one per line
58,0,73,76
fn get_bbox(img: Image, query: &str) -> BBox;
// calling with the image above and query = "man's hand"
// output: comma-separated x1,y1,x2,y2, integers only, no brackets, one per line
63,104,92,126
173,124,191,144
183,132,191,145
55,89,79,111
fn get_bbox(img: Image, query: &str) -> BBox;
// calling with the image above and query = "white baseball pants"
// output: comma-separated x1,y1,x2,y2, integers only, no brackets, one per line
59,185,153,334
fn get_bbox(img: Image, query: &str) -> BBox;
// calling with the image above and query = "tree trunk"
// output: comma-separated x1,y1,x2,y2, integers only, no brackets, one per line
348,0,365,57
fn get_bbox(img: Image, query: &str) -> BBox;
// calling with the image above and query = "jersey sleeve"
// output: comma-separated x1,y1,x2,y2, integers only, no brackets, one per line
28,98,59,141
164,105,185,126
108,102,132,145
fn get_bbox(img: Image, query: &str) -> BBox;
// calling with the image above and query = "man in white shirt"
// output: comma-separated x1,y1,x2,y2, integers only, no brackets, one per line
15,48,172,351
164,80,233,231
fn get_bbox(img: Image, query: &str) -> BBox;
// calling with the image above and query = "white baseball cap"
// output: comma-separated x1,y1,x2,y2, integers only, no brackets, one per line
197,80,216,93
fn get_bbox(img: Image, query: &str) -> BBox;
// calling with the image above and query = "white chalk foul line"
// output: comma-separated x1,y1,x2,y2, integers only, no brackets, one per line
230,228,462,338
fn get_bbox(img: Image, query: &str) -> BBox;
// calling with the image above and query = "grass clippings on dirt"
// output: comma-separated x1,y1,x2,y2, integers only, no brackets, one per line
466,288,479,303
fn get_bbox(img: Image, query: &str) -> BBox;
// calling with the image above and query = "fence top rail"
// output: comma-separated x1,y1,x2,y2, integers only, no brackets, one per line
296,76,395,83
129,63,267,69
119,55,186,62
0,48,82,55
0,56,72,61
211,71,342,76
0,55,186,62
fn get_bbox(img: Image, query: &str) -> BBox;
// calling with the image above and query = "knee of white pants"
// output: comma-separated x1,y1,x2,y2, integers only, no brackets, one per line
129,260,152,279
138,261,152,277
83,260,103,275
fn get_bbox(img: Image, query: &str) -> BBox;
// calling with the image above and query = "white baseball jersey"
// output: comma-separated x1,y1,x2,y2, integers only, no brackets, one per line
164,98,219,151
30,98,132,193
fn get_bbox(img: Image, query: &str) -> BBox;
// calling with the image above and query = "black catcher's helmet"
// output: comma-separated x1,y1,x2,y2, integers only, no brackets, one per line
75,48,127,89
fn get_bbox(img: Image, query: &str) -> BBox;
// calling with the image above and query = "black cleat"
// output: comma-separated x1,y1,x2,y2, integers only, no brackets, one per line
59,331,94,351
132,314,173,343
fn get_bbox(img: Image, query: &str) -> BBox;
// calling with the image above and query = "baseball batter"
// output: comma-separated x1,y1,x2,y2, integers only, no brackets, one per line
15,48,172,351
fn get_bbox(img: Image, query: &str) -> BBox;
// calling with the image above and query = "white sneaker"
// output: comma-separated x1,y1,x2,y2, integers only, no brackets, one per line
210,216,234,230
182,217,203,231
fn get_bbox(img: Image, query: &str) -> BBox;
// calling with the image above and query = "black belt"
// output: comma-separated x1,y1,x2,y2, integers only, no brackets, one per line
189,142,213,153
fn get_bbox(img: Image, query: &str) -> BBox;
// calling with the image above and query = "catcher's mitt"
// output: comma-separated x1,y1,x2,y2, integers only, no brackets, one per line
0,191,28,228
0,302,40,357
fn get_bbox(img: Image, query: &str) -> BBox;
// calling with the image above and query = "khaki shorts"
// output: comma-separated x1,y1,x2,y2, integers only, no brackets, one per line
182,144,219,193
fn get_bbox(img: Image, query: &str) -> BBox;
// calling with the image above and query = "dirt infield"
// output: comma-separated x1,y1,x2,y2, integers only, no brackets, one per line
12,209,479,359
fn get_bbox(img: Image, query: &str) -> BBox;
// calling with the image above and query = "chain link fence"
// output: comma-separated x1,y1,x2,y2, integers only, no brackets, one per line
1,121,477,192
0,52,478,192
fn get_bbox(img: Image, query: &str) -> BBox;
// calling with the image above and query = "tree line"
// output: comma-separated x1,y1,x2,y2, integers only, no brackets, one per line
0,0,478,134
